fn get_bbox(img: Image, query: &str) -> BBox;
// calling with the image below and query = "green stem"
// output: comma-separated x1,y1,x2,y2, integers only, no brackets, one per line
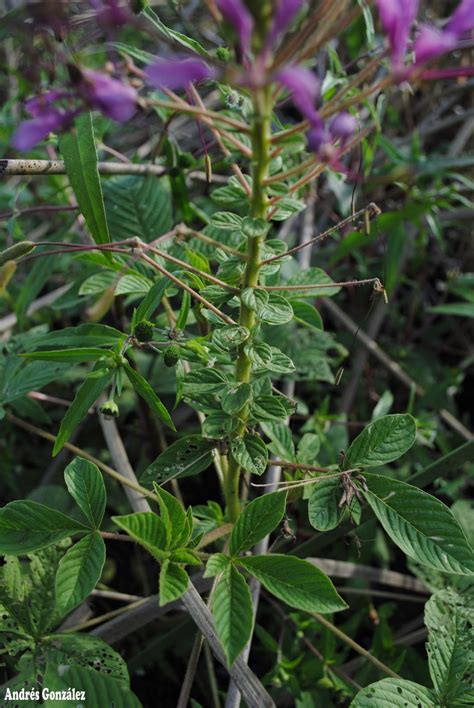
224,87,272,521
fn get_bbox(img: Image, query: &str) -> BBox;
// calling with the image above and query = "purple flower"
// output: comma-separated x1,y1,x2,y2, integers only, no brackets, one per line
267,0,304,46
275,65,321,124
24,90,72,117
329,112,357,143
13,110,75,151
375,0,419,68
413,25,458,64
145,57,216,91
446,0,474,35
90,0,129,27
216,0,254,56
79,70,138,121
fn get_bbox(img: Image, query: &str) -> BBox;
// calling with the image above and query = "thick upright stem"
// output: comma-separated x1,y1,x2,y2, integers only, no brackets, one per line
224,87,272,521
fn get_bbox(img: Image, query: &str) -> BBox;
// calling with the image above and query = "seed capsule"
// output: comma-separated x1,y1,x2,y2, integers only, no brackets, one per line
0,241,35,266
133,319,154,342
163,344,181,367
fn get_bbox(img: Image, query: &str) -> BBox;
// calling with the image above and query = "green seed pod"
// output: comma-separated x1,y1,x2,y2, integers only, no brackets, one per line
0,241,35,267
133,319,154,342
99,400,119,419
130,0,149,13
163,344,181,367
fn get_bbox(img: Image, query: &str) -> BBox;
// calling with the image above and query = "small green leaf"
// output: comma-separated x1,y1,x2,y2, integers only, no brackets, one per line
55,533,106,614
53,364,114,456
231,434,268,476
250,395,288,422
279,268,340,298
0,501,89,554
112,512,168,561
204,553,230,578
183,368,228,394
140,435,216,488
222,383,252,415
308,478,344,532
28,323,123,350
344,414,416,469
153,485,187,549
124,363,175,431
351,678,437,707
210,212,243,231
20,348,111,363
159,560,189,606
362,473,474,575
239,555,347,613
241,288,269,313
230,491,287,556
64,458,106,529
213,325,250,350
132,277,169,327
291,300,323,330
59,113,111,248
260,294,294,326
143,5,211,58
212,565,253,665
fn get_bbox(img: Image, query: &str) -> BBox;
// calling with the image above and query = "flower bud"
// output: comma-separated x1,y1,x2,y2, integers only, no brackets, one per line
99,400,120,419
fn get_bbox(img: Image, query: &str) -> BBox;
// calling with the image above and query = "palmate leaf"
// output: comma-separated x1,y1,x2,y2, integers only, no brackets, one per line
351,678,437,707
362,473,474,575
55,532,106,614
230,491,287,556
59,113,111,248
212,564,253,666
64,458,106,529
344,414,416,468
239,555,347,613
0,501,89,555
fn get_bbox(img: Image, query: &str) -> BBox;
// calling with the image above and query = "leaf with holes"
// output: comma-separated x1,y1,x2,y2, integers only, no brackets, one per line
55,532,106,614
230,491,287,555
425,590,474,704
231,434,268,476
344,414,416,469
362,473,474,574
140,435,216,488
351,679,436,707
64,458,106,529
212,564,253,665
239,555,347,613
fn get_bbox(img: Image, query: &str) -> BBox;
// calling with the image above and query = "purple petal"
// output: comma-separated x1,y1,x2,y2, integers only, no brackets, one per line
145,57,216,91
80,71,138,121
414,25,458,64
446,0,474,36
375,0,419,67
267,0,304,45
275,65,321,124
329,112,357,142
90,0,129,26
25,90,71,117
306,120,328,153
13,111,73,151
216,0,254,55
